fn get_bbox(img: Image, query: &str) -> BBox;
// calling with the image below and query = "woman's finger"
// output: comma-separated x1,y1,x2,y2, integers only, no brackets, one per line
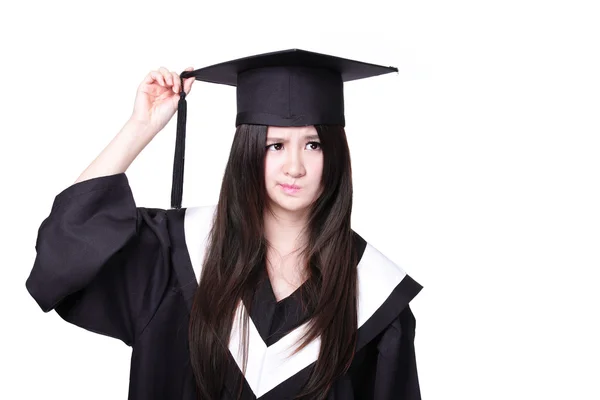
149,71,165,86
171,71,180,93
158,67,173,87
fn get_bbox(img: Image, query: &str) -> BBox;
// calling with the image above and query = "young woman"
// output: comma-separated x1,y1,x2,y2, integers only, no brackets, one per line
26,49,423,400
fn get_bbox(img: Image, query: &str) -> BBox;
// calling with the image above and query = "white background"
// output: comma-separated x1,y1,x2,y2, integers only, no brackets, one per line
1,0,599,399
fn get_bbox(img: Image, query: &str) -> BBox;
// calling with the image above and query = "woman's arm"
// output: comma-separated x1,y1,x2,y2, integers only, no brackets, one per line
74,119,154,184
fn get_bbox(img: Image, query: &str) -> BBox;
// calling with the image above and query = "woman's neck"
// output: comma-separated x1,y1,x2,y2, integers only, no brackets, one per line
263,206,309,251
263,207,310,283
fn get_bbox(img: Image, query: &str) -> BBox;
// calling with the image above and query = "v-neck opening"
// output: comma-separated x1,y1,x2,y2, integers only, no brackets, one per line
242,262,314,347
260,263,308,307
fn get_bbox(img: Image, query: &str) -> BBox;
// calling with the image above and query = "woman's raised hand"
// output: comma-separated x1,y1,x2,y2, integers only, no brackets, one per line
129,66,195,137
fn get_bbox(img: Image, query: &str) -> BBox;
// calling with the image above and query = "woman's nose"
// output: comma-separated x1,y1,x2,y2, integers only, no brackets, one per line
284,149,306,177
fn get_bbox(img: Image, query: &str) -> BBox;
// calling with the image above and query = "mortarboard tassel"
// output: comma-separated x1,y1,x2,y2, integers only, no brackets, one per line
170,74,189,209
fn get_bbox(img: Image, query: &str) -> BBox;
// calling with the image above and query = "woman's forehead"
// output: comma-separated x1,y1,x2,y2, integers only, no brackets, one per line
267,125,317,137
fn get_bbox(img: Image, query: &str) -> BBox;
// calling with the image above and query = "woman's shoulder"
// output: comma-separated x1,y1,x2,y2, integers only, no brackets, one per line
351,229,422,327
351,229,415,286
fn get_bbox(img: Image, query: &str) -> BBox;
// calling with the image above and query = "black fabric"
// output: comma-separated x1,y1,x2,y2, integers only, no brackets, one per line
26,172,422,399
235,66,345,127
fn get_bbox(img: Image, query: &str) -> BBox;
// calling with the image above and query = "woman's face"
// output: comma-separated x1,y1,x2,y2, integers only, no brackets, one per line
264,125,324,215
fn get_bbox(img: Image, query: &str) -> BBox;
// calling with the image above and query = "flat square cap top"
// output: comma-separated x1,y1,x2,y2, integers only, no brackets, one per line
186,48,398,87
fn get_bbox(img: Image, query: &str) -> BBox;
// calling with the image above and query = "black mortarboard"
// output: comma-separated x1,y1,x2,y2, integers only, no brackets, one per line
171,48,398,209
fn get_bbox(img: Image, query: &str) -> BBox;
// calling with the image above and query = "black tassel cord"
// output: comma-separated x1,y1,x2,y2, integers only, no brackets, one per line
171,71,194,209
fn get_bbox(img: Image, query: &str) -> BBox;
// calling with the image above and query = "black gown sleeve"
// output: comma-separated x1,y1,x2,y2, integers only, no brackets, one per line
374,305,421,400
25,173,172,347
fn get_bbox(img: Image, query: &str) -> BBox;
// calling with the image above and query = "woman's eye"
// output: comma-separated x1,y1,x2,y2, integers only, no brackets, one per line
267,143,282,151
307,141,321,150
266,143,283,151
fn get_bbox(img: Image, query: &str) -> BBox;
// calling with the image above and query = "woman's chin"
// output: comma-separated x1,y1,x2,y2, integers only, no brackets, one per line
269,197,311,214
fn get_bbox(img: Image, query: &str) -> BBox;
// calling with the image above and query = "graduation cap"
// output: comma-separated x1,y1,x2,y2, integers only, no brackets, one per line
171,48,398,209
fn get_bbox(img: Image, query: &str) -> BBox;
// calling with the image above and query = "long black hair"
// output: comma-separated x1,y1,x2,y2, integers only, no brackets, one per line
189,124,357,399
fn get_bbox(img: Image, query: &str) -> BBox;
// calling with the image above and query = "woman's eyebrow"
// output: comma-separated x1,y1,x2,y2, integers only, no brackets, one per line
267,135,320,142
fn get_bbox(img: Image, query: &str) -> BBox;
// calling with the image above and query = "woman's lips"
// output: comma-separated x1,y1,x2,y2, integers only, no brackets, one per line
279,184,301,194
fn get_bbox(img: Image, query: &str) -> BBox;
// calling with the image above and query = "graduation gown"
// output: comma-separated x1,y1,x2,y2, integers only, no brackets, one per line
26,173,423,399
